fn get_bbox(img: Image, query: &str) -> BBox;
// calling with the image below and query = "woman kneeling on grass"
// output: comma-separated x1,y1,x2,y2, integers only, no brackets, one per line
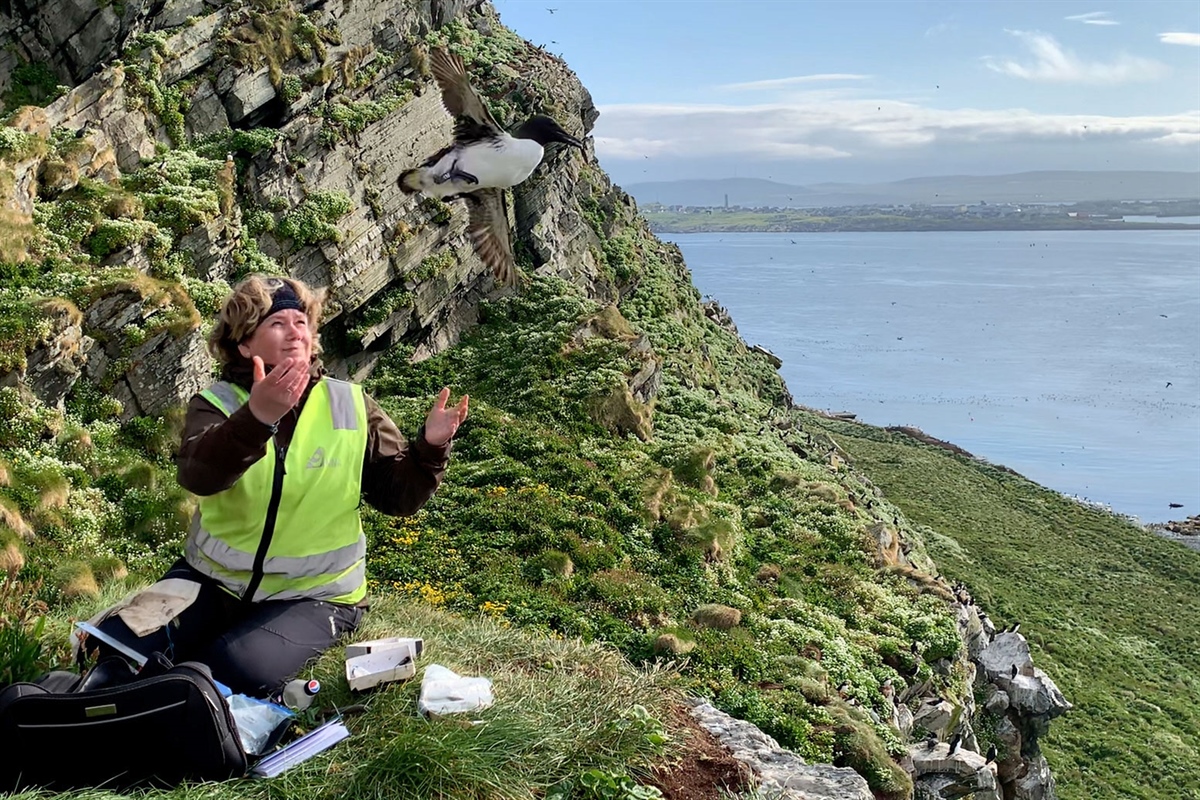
91,275,468,696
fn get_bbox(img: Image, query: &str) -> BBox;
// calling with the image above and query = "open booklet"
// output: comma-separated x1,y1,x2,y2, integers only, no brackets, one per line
249,717,351,778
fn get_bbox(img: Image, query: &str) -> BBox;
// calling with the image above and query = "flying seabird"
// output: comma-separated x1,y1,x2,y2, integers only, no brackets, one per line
399,47,584,286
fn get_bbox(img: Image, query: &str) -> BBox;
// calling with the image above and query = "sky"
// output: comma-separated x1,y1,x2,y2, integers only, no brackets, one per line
491,0,1200,187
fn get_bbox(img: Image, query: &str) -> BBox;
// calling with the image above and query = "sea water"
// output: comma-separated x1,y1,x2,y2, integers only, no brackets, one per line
665,230,1200,524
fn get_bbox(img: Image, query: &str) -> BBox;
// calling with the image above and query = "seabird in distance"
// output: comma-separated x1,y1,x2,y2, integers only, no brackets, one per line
986,743,997,763
947,732,961,755
399,47,584,286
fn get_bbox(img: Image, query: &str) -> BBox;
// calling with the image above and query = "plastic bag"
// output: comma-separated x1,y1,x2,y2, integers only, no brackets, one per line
227,694,294,755
417,664,494,716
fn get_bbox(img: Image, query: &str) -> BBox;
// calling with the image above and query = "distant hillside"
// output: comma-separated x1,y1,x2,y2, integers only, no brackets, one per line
626,171,1200,208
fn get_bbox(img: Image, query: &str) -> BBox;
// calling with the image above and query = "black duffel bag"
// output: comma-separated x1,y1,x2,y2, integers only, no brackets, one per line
0,656,247,791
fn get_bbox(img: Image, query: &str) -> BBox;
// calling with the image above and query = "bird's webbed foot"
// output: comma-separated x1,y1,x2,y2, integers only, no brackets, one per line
435,166,480,186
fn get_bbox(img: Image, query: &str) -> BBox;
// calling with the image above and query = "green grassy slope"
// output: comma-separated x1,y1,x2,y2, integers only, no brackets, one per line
808,418,1200,800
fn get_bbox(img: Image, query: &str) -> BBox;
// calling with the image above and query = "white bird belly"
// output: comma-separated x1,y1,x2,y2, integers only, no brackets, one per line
424,137,544,197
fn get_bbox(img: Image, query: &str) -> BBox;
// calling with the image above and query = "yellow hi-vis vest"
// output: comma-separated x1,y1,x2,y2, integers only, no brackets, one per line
184,378,369,605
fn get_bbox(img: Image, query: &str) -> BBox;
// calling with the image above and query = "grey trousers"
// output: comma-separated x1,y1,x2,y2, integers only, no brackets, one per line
92,559,362,698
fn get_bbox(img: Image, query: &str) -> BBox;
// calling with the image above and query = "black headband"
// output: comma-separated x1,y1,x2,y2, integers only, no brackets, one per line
267,283,305,318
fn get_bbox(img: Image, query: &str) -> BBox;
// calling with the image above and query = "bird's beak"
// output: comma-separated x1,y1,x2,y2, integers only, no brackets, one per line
557,131,584,149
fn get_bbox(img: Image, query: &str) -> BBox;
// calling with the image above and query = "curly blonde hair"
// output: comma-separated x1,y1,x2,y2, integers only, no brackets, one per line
207,275,325,368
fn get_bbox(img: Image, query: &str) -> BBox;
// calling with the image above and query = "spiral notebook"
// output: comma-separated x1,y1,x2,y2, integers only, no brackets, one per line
249,717,351,778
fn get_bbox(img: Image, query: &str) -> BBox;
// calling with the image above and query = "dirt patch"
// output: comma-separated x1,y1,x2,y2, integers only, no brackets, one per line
647,702,755,800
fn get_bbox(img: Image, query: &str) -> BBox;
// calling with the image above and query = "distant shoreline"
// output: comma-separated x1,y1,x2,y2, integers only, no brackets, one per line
647,217,1200,234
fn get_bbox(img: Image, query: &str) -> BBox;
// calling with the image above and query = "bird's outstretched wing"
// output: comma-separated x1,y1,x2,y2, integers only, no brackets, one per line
464,189,517,287
430,47,501,139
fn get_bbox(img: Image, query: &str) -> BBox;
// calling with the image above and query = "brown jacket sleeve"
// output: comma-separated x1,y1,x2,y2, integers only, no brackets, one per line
177,394,275,496
360,393,450,516
176,385,450,514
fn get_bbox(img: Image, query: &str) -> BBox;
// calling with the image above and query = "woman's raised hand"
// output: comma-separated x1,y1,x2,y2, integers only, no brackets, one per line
247,356,308,426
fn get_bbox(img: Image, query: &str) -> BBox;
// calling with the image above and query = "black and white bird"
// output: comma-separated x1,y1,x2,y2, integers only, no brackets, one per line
399,47,584,286
985,743,998,764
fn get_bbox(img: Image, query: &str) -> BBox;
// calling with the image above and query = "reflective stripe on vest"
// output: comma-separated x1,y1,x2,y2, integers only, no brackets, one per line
186,378,369,604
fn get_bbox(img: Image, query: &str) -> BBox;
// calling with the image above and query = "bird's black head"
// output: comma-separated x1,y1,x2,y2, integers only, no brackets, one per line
515,115,584,148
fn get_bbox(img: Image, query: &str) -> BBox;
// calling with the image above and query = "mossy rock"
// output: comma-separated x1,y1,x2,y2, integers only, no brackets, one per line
277,190,353,247
54,561,99,599
827,705,913,800
690,603,741,630
652,631,696,656
769,471,808,491
685,517,736,563
588,384,651,441
38,158,80,197
804,481,840,503
0,526,24,576
91,556,128,583
756,563,782,583
588,568,669,618
524,549,574,582
640,468,674,522
0,497,32,542
103,193,144,220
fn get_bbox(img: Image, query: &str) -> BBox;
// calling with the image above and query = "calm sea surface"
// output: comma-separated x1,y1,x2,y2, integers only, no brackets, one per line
664,231,1200,524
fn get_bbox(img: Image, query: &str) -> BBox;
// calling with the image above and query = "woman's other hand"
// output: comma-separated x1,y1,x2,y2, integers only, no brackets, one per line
424,387,469,445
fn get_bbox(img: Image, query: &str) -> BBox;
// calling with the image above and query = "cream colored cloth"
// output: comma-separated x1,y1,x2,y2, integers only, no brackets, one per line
113,578,202,636
72,578,202,661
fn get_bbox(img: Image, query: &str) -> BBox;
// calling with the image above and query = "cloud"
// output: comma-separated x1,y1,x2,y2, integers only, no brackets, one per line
592,98,1200,164
1065,12,1119,26
1159,32,1200,46
718,74,871,92
983,30,1169,83
1153,132,1200,146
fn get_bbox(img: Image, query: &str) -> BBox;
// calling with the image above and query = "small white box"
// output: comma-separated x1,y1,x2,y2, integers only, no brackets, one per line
345,640,417,691
344,636,424,659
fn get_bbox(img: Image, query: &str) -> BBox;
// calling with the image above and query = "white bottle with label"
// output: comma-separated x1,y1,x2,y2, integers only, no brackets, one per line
281,678,321,711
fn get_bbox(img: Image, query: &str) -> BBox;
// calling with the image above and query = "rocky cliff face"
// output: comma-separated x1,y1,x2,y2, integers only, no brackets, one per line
0,2,1067,798
0,0,621,414
903,604,1070,800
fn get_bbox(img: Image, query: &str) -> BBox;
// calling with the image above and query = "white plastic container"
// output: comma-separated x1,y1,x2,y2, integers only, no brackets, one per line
345,640,417,691
344,636,424,659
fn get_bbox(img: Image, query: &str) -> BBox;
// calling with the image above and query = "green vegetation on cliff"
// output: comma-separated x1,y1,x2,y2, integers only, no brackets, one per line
6,2,1194,799
0,6,963,798
811,418,1200,800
